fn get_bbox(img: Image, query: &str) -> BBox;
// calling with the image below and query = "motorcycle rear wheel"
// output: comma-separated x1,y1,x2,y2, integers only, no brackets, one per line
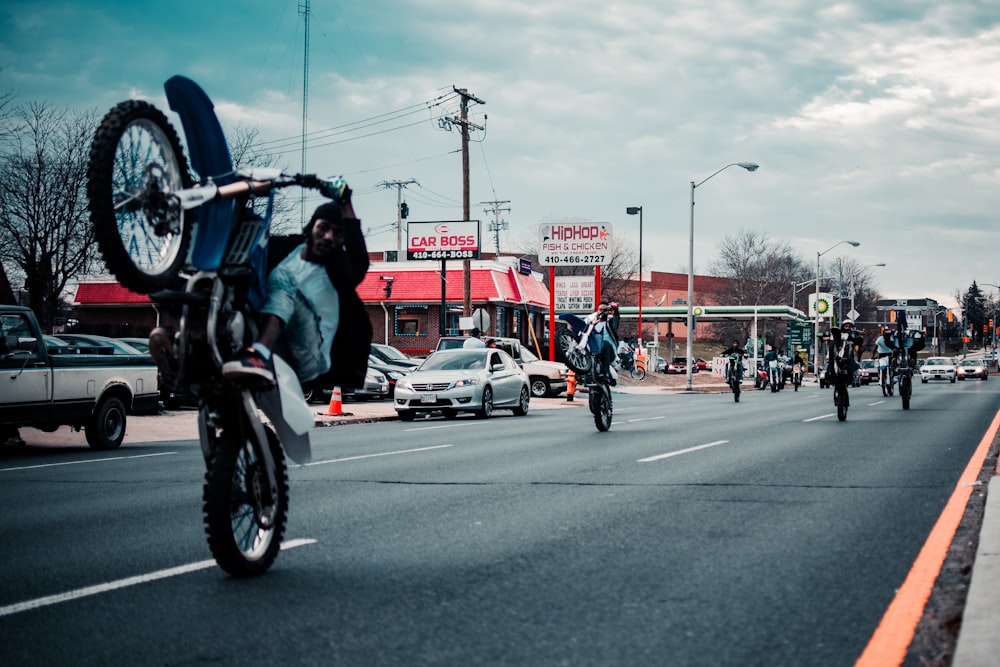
900,374,911,410
834,385,848,421
590,384,613,432
88,100,193,294
731,378,741,402
203,425,288,576
555,329,593,374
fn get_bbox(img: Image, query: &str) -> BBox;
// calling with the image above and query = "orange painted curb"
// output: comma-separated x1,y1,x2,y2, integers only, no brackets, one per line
854,407,1000,666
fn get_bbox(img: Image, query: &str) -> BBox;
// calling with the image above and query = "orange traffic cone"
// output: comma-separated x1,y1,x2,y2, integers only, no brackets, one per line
324,386,343,416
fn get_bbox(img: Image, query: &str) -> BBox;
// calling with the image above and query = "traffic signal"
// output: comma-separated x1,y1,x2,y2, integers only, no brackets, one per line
400,202,409,219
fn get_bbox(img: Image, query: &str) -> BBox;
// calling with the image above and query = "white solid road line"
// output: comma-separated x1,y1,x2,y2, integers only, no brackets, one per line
638,440,730,463
0,538,318,618
303,444,453,467
0,451,178,473
802,413,837,422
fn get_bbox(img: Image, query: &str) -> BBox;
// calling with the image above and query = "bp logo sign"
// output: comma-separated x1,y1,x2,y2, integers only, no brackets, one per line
810,293,833,317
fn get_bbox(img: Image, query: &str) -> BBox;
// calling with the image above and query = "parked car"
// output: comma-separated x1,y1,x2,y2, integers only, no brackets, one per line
695,358,708,371
437,335,567,398
957,359,989,381
117,336,151,354
56,333,146,356
365,353,411,396
655,356,667,373
394,348,530,421
920,357,957,383
857,359,879,385
370,343,420,370
664,357,699,374
43,335,77,355
307,367,390,404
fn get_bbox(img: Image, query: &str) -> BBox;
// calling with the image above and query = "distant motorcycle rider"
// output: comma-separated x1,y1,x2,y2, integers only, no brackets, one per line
585,300,620,383
721,339,747,382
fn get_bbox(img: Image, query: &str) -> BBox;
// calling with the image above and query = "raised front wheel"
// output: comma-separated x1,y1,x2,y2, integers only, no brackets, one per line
88,100,193,293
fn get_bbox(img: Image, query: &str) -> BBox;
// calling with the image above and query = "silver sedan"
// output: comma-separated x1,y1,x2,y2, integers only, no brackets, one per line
394,348,530,421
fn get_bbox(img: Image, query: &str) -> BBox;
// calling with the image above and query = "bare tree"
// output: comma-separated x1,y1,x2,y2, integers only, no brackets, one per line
0,102,100,331
708,229,810,344
224,123,298,234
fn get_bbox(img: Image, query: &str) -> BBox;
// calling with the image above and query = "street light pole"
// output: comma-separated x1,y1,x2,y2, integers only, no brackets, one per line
626,206,643,343
813,240,860,382
687,162,759,392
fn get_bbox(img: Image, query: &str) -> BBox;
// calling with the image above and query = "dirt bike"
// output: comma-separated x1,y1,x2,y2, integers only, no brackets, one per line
725,353,743,402
888,313,922,410
791,361,803,391
767,359,783,392
555,313,614,432
87,75,346,576
878,355,895,397
618,350,646,380
828,332,859,421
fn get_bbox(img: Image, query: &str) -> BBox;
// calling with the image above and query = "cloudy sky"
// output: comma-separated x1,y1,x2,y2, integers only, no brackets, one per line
3,0,999,311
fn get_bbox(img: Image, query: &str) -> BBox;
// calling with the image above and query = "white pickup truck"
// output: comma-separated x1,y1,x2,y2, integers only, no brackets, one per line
0,306,159,449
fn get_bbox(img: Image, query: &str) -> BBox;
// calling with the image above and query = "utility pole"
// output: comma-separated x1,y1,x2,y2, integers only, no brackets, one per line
448,87,485,318
480,199,510,255
299,0,310,226
377,179,418,255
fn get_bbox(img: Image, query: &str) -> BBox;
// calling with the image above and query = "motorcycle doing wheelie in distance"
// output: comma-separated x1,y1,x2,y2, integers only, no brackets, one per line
87,75,351,576
555,306,619,432
826,323,862,421
725,352,744,402
886,310,924,410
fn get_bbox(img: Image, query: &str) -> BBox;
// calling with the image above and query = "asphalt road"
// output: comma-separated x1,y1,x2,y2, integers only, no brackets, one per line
1,378,997,666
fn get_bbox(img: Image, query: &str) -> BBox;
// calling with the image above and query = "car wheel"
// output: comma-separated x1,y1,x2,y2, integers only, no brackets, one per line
922,378,928,383
475,386,494,419
441,409,458,419
951,377,956,383
530,377,550,398
512,387,530,416
398,410,415,422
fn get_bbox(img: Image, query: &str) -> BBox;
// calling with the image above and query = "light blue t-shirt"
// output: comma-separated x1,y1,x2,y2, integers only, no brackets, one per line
262,243,340,382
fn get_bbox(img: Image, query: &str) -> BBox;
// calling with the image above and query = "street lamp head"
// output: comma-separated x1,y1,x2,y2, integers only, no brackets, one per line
626,207,642,215
847,241,860,247
737,162,759,172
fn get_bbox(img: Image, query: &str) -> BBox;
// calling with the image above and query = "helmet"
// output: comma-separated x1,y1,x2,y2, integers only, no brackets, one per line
842,318,854,328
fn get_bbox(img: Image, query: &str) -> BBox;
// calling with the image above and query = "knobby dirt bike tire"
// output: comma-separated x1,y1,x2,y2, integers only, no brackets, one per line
555,329,593,374
730,377,741,402
88,100,193,294
203,424,288,576
590,384,613,432
835,384,848,421
900,374,912,410
630,365,646,380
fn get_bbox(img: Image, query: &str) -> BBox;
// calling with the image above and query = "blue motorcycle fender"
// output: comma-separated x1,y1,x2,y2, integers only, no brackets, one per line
163,75,235,271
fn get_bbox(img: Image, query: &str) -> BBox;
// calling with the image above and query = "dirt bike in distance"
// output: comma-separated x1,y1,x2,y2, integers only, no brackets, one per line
726,353,743,402
87,75,348,576
791,361,803,391
878,355,895,397
828,331,858,421
555,312,613,431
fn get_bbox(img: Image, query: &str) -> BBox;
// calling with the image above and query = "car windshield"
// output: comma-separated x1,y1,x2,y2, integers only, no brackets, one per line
925,358,952,365
419,351,487,372
960,360,982,367
521,348,539,362
374,344,410,361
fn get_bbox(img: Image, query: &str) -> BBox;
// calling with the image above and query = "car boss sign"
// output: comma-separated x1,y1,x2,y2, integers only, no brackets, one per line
538,222,613,266
407,221,481,260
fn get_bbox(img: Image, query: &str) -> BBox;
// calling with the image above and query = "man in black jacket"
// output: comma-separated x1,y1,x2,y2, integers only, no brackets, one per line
222,192,371,391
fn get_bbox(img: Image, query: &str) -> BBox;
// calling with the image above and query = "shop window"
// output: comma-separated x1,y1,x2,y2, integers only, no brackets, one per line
394,305,428,337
